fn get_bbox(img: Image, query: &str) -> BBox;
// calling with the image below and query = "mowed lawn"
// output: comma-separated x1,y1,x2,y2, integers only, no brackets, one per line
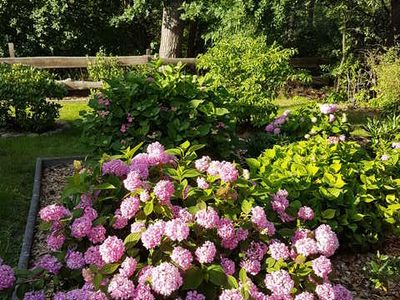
0,100,90,265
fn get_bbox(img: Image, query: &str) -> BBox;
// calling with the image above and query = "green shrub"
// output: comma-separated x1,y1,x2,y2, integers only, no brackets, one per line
87,50,125,81
364,114,400,154
365,252,400,292
197,34,307,127
81,62,235,157
0,63,66,132
372,48,400,111
248,135,400,247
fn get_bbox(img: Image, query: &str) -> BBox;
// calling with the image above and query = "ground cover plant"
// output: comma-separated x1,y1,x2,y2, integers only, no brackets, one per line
248,133,400,247
81,62,235,157
1,141,353,299
0,64,66,132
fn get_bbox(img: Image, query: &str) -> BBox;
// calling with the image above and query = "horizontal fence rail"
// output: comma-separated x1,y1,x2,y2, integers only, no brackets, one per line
0,55,330,69
0,55,197,68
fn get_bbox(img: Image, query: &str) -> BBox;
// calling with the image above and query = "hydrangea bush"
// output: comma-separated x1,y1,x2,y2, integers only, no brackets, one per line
264,104,349,141
248,135,400,246
3,141,351,299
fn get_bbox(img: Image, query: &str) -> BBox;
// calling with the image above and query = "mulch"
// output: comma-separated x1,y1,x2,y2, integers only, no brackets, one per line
31,165,400,299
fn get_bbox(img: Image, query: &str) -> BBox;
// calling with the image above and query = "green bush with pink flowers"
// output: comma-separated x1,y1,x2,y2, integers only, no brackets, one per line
0,141,352,299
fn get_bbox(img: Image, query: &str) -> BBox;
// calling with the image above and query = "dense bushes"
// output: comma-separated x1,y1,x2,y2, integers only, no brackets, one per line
87,50,125,81
0,64,66,132
3,141,353,299
81,62,235,157
248,135,400,247
197,34,309,127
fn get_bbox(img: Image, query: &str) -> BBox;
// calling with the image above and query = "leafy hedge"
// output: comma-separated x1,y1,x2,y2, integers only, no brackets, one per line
0,63,66,132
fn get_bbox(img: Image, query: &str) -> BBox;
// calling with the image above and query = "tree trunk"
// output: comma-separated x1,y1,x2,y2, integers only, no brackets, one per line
391,0,400,45
307,0,316,30
159,0,184,58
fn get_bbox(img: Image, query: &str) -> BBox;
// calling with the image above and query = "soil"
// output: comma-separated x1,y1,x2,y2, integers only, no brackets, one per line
31,165,400,299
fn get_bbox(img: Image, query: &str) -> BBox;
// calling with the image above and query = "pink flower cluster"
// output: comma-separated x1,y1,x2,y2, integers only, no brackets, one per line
0,259,15,290
195,156,239,183
102,159,129,177
320,104,337,115
265,110,291,135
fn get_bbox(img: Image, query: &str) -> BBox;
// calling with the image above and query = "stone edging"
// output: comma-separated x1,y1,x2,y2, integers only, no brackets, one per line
12,156,86,300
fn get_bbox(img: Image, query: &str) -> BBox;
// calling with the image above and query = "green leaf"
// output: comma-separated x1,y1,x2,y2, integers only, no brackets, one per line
182,266,204,290
246,158,260,170
322,209,336,219
144,200,154,216
207,264,227,286
241,200,253,214
95,183,116,190
101,263,120,275
227,275,239,289
180,140,191,150
189,99,204,109
93,273,103,290
124,232,141,247
239,268,248,283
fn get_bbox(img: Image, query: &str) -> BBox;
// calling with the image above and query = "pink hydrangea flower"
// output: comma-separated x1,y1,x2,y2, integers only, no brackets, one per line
141,221,165,249
186,291,206,300
150,262,183,296
39,204,70,222
269,241,290,261
0,263,15,290
195,156,211,172
107,274,135,299
65,250,85,270
23,291,45,300
320,104,337,114
271,190,289,213
295,292,314,300
102,159,129,177
70,216,92,239
134,284,155,300
221,258,235,275
173,206,194,223
219,289,244,300
295,238,319,257
251,207,276,236
315,224,339,257
130,153,150,179
240,259,261,275
123,171,143,192
245,241,268,261
83,207,98,221
221,236,239,250
88,225,106,244
264,270,294,296
207,161,222,176
315,283,335,300
99,236,125,263
146,142,172,165
131,221,146,233
273,127,281,135
196,177,209,189
84,246,105,268
165,219,190,242
139,190,150,202
236,228,249,241
195,241,217,264
46,231,65,251
154,180,175,205
34,255,62,274
333,284,353,300
217,218,235,240
265,124,274,133
291,229,311,244
195,207,220,229
112,211,128,229
119,257,137,277
312,256,332,279
219,161,239,182
138,266,153,285
171,246,193,270
298,207,315,221
120,197,140,219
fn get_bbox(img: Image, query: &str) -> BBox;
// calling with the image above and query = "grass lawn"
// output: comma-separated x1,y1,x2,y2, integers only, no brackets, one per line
0,100,89,266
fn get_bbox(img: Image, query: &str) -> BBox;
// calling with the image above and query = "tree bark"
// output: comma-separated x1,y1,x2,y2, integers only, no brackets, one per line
391,0,400,45
159,0,184,58
307,0,316,30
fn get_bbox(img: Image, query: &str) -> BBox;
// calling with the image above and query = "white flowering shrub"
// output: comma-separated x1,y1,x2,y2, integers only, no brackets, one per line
2,141,352,300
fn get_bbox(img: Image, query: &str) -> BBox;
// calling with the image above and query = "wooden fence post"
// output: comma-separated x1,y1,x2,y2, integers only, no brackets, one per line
8,43,15,57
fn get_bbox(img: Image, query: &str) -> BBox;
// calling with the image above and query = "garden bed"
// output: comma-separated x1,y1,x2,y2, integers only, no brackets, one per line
18,161,400,299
